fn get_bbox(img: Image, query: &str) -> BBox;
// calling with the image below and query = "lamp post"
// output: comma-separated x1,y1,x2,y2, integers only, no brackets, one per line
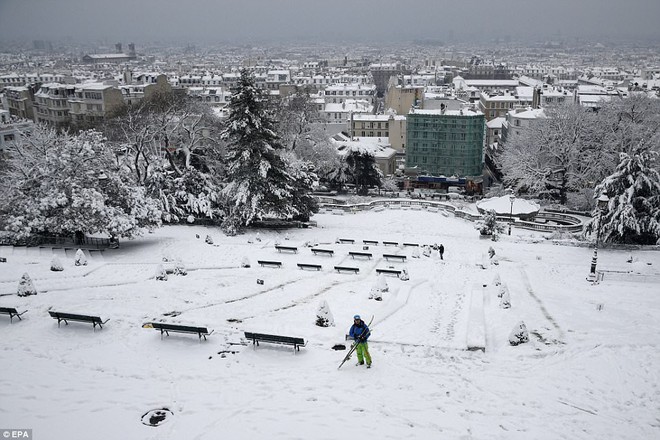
508,195,516,235
587,194,610,283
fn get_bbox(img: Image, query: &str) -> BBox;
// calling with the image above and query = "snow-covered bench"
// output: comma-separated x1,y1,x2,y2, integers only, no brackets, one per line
0,307,27,323
382,241,398,246
337,238,355,244
349,251,372,259
297,263,322,271
376,268,402,277
48,311,109,330
275,245,298,254
383,254,406,262
311,248,334,256
244,331,306,352
363,240,378,245
146,322,213,341
258,260,282,268
402,242,419,247
334,266,360,274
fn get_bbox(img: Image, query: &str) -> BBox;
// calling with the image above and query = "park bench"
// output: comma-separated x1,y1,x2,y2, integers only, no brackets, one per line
383,254,407,262
349,251,372,259
0,307,27,323
244,331,306,352
258,260,282,268
338,238,355,244
147,322,213,340
275,245,298,254
376,268,402,277
297,263,322,271
311,248,334,256
382,241,398,246
403,242,420,247
334,266,360,274
363,240,378,245
48,311,109,330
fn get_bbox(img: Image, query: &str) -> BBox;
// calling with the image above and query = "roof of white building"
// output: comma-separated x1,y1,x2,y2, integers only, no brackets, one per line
486,117,505,129
411,108,483,117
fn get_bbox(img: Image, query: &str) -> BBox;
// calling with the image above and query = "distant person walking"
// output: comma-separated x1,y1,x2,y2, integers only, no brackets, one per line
349,315,372,368
439,244,445,260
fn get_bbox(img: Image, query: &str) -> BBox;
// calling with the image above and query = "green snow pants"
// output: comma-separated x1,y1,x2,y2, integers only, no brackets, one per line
356,342,372,365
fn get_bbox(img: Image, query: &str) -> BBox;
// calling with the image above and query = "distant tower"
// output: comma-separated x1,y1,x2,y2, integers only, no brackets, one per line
115,43,122,53
128,43,136,56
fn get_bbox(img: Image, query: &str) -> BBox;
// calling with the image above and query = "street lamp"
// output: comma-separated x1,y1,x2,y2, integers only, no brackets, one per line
508,195,516,235
587,194,610,283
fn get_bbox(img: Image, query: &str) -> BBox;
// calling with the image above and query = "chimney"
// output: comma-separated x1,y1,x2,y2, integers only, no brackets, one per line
115,43,122,53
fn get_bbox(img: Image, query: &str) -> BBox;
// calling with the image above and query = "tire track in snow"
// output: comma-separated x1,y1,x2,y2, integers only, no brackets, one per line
518,265,565,341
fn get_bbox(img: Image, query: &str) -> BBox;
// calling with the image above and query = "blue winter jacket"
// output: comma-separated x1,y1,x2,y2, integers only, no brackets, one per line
349,321,371,342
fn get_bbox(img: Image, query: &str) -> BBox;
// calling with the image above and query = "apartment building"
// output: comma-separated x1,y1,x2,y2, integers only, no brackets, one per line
33,83,76,127
323,83,376,105
385,83,423,115
478,90,532,121
4,86,36,120
68,83,124,125
405,107,485,177
500,107,547,143
350,113,407,151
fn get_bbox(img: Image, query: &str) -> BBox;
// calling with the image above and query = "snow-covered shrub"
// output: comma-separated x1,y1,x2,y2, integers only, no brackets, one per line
173,260,187,276
17,273,37,296
369,275,387,301
74,249,88,266
411,247,421,258
205,235,214,245
241,257,251,268
488,246,496,258
493,273,502,286
155,264,168,281
315,300,335,327
400,268,409,281
50,255,64,272
509,321,529,346
478,209,504,236
422,246,431,257
499,290,511,309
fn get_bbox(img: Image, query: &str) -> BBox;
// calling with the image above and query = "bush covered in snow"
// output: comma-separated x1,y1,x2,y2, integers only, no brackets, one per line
509,321,529,346
315,300,334,327
205,235,214,245
155,264,168,281
74,249,87,266
478,209,504,236
17,273,36,296
173,260,187,276
50,255,64,272
241,257,251,268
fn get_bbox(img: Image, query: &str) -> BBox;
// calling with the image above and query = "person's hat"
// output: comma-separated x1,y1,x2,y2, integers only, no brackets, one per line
353,315,361,320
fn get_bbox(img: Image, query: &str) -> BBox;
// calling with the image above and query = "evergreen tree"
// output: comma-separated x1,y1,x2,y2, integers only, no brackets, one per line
594,147,660,244
344,150,383,195
220,70,316,234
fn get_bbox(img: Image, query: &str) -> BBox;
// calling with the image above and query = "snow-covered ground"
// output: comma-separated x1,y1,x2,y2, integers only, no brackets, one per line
1,207,659,440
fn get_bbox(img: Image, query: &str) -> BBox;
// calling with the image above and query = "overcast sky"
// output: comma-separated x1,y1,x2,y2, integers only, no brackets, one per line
1,0,659,44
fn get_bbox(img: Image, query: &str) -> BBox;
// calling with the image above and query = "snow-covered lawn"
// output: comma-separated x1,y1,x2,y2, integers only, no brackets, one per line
1,209,659,439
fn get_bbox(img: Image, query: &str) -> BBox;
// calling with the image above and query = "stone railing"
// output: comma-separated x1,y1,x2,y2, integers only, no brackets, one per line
318,198,586,234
